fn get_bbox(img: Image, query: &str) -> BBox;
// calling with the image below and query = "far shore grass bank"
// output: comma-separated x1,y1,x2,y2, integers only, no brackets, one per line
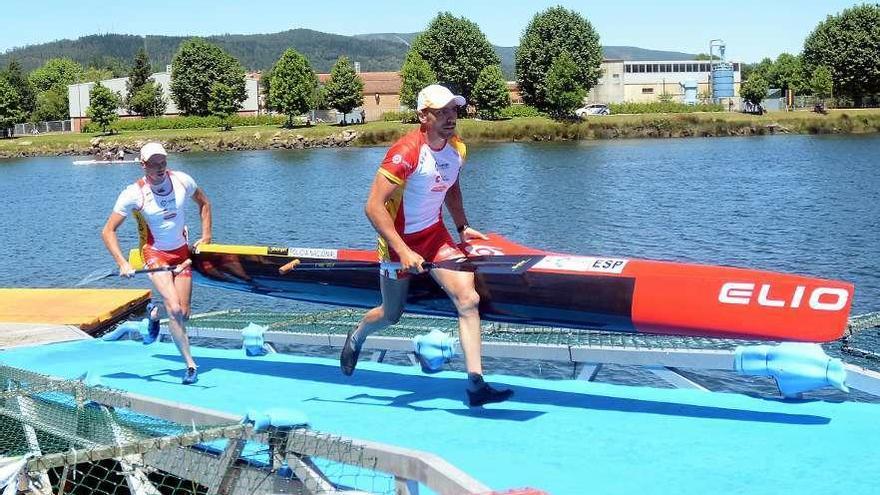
2,109,880,160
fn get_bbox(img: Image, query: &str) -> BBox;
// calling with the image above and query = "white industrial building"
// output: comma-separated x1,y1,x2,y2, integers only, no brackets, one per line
586,60,742,104
68,69,260,132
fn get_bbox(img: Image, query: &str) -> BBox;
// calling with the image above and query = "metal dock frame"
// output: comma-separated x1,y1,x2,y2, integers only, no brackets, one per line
1,365,491,495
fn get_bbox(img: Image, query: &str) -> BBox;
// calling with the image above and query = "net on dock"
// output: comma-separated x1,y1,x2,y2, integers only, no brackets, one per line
0,365,393,494
184,308,880,373
186,308,765,350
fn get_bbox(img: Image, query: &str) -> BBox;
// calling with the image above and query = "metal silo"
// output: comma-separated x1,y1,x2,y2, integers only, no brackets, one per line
712,62,735,99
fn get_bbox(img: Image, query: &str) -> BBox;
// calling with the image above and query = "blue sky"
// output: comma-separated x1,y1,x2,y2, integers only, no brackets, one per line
1,0,865,62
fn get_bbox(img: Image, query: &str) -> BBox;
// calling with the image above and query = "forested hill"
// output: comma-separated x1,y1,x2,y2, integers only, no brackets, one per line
0,30,697,76
0,30,409,74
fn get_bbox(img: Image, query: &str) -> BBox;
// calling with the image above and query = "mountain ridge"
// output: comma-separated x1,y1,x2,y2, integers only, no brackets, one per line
0,30,699,77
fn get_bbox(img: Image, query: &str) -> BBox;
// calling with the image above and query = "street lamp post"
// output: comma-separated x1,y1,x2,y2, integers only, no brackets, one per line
708,39,725,104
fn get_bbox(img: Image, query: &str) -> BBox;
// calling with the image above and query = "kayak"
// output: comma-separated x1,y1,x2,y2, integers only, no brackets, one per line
188,234,854,342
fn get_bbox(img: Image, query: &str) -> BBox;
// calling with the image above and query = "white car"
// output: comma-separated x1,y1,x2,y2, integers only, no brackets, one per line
575,104,611,117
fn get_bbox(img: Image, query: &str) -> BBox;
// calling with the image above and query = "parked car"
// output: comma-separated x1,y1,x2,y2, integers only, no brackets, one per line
575,103,611,117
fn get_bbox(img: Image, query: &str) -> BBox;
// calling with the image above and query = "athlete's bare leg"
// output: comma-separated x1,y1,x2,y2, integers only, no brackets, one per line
341,276,410,375
173,274,193,321
354,276,411,342
148,271,197,369
430,268,482,374
430,267,513,406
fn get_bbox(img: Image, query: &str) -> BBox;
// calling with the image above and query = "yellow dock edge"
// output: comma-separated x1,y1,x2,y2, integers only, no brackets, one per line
0,288,152,334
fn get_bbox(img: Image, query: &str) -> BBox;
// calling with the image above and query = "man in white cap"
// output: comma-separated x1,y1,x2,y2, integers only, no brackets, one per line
101,142,212,385
340,84,513,407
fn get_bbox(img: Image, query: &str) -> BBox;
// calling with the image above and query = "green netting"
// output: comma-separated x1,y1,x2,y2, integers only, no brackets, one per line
0,365,400,494
188,308,766,350
184,308,880,374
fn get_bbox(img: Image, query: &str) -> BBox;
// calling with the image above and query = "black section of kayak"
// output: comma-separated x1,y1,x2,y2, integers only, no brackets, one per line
192,251,636,331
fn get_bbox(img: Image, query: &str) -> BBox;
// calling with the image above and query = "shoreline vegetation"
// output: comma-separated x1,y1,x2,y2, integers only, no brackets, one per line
2,109,879,160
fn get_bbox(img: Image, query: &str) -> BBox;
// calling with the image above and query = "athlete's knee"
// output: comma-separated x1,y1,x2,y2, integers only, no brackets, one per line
164,301,185,321
452,288,480,313
384,307,404,325
179,303,192,320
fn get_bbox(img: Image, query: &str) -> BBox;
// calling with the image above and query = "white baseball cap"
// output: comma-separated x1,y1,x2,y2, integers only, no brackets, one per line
140,142,167,162
416,84,466,111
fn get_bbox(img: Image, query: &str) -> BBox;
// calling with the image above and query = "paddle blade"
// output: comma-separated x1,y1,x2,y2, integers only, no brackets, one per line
75,267,116,286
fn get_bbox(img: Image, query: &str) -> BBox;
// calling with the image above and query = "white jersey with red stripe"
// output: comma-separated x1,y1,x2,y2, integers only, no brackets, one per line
112,170,197,251
378,129,467,235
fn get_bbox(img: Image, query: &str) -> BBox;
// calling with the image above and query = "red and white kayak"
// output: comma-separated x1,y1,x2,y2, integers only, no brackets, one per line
190,234,854,342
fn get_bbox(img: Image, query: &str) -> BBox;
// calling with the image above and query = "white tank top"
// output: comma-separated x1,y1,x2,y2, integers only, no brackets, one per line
112,170,197,250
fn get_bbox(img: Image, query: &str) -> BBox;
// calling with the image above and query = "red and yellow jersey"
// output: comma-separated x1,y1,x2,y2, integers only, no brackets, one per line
376,129,466,259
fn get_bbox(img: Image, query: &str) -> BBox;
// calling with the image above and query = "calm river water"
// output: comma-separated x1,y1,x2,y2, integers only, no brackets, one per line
1,134,877,386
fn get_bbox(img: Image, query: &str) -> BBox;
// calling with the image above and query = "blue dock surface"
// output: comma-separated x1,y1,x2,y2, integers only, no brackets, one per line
2,338,878,494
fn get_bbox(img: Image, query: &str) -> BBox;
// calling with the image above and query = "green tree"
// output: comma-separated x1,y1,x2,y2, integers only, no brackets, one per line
268,48,318,127
767,53,806,94
802,4,880,102
472,64,510,119
0,78,24,136
516,7,602,111
29,58,83,121
324,56,364,123
315,85,330,110
32,88,68,121
411,12,499,103
81,67,113,83
2,59,36,119
126,48,153,114
544,52,586,120
86,82,119,134
29,58,83,93
809,66,834,102
742,57,774,81
740,75,769,106
129,80,167,117
170,38,246,116
399,51,436,109
208,82,240,131
261,66,274,112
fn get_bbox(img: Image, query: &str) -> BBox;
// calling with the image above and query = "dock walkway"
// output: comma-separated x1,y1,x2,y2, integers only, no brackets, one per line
2,337,878,494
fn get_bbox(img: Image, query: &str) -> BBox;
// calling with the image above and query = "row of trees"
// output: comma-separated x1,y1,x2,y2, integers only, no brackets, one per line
4,6,605,131
398,8,603,119
740,4,879,106
6,4,877,132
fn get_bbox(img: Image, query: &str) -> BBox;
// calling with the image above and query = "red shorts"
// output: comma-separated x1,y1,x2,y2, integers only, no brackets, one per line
142,244,192,278
381,222,464,279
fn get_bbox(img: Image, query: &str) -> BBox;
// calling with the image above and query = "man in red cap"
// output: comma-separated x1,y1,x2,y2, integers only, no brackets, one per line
101,142,212,385
340,84,513,407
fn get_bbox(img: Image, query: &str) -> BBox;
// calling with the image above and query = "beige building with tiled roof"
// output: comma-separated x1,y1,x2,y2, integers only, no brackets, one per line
317,71,401,122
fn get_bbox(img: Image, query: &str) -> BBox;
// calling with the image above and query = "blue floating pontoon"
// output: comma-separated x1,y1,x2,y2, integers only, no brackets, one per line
2,316,879,494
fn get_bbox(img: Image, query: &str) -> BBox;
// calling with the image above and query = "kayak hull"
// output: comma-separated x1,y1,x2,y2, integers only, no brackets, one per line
190,234,853,342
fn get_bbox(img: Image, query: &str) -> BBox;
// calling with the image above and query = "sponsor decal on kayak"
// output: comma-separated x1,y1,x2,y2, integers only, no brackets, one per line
718,282,849,311
287,247,338,259
533,256,628,274
463,244,506,256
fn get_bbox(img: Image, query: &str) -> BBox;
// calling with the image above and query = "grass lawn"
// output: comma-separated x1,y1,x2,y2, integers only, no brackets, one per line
2,109,879,160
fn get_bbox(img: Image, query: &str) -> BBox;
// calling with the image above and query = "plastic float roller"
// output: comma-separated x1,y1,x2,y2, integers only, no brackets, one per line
413,329,460,373
242,408,309,432
241,322,269,356
478,489,549,495
414,331,850,397
735,342,848,398
102,318,149,341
